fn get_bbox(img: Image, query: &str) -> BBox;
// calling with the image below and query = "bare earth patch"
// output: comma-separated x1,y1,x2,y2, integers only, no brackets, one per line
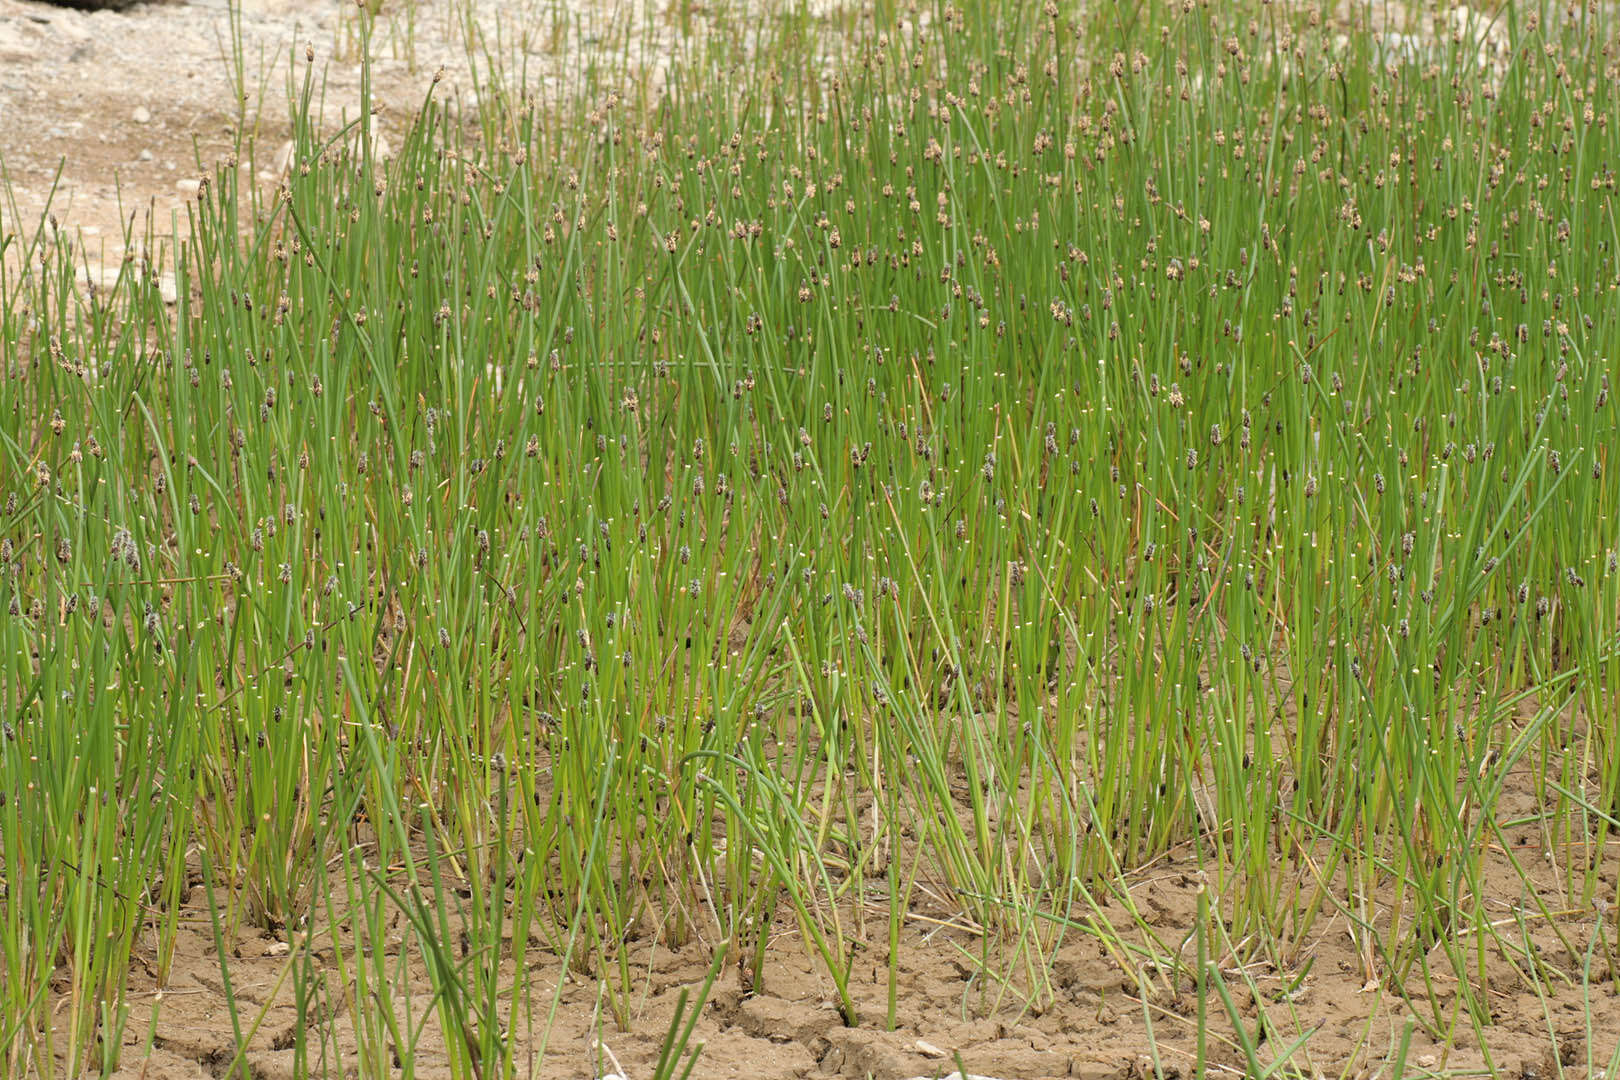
0,0,652,292
96,811,1620,1080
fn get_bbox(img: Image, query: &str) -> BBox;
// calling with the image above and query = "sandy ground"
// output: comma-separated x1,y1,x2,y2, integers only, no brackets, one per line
0,0,655,295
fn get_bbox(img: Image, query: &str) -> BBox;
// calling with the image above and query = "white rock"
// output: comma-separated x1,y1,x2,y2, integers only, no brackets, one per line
0,22,36,60
49,12,90,44
132,105,151,125
176,178,201,195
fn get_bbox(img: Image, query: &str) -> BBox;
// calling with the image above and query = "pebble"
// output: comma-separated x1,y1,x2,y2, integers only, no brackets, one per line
176,177,200,195
131,105,151,124
138,148,153,162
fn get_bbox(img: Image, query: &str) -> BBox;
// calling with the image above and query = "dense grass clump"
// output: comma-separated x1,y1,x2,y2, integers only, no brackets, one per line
4,0,1620,1075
